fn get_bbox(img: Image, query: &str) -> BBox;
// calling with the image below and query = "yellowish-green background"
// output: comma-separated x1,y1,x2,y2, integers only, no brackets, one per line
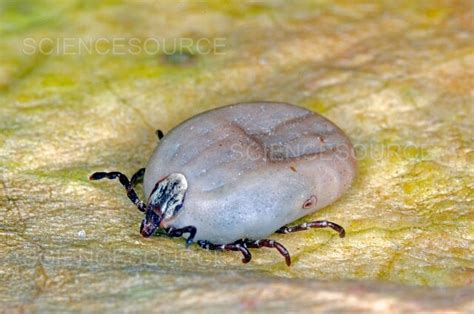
1,0,473,311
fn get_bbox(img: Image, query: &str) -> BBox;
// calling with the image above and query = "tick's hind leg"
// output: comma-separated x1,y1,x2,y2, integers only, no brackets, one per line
241,239,291,266
197,240,252,264
276,220,345,238
89,170,146,212
197,238,291,266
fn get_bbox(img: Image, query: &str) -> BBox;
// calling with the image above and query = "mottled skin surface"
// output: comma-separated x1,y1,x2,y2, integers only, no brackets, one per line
144,102,356,243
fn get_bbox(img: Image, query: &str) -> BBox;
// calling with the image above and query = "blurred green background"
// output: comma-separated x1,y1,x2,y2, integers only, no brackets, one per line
1,0,473,312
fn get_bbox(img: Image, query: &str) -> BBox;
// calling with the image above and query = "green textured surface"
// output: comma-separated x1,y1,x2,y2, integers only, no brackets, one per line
1,0,473,311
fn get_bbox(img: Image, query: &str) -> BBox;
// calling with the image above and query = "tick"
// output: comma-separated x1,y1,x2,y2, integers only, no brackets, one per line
90,102,356,266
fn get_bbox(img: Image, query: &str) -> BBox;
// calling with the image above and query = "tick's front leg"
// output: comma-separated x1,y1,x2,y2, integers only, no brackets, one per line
197,240,252,264
156,129,164,140
89,169,146,212
276,220,345,238
166,226,197,247
130,168,145,186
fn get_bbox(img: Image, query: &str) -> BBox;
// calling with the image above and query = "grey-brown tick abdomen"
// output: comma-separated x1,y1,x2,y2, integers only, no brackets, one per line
144,102,356,243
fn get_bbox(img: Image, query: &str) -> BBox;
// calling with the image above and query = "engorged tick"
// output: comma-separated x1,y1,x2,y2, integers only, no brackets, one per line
90,102,356,266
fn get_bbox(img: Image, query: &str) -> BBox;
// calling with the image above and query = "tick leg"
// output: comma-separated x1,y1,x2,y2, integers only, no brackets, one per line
89,171,146,212
130,168,145,187
276,220,345,238
156,129,164,140
197,240,252,264
166,226,197,247
241,239,291,266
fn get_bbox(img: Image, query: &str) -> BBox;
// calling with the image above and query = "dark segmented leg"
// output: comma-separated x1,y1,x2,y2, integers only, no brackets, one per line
166,226,197,247
156,129,164,140
89,171,146,212
130,168,145,187
241,239,291,266
276,220,346,238
197,240,252,264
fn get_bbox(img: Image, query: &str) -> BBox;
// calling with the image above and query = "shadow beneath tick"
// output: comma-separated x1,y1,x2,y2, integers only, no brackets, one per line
163,51,196,65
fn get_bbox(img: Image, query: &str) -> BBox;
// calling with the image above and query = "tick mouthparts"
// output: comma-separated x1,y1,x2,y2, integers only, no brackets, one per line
140,227,151,237
139,220,148,237
140,220,158,238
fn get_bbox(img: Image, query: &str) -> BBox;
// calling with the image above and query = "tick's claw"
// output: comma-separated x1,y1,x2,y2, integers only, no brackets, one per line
241,256,251,263
89,172,105,180
185,239,193,248
339,229,346,238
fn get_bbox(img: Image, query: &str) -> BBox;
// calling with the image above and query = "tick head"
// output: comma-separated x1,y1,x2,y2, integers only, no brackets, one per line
140,209,161,237
140,173,188,237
